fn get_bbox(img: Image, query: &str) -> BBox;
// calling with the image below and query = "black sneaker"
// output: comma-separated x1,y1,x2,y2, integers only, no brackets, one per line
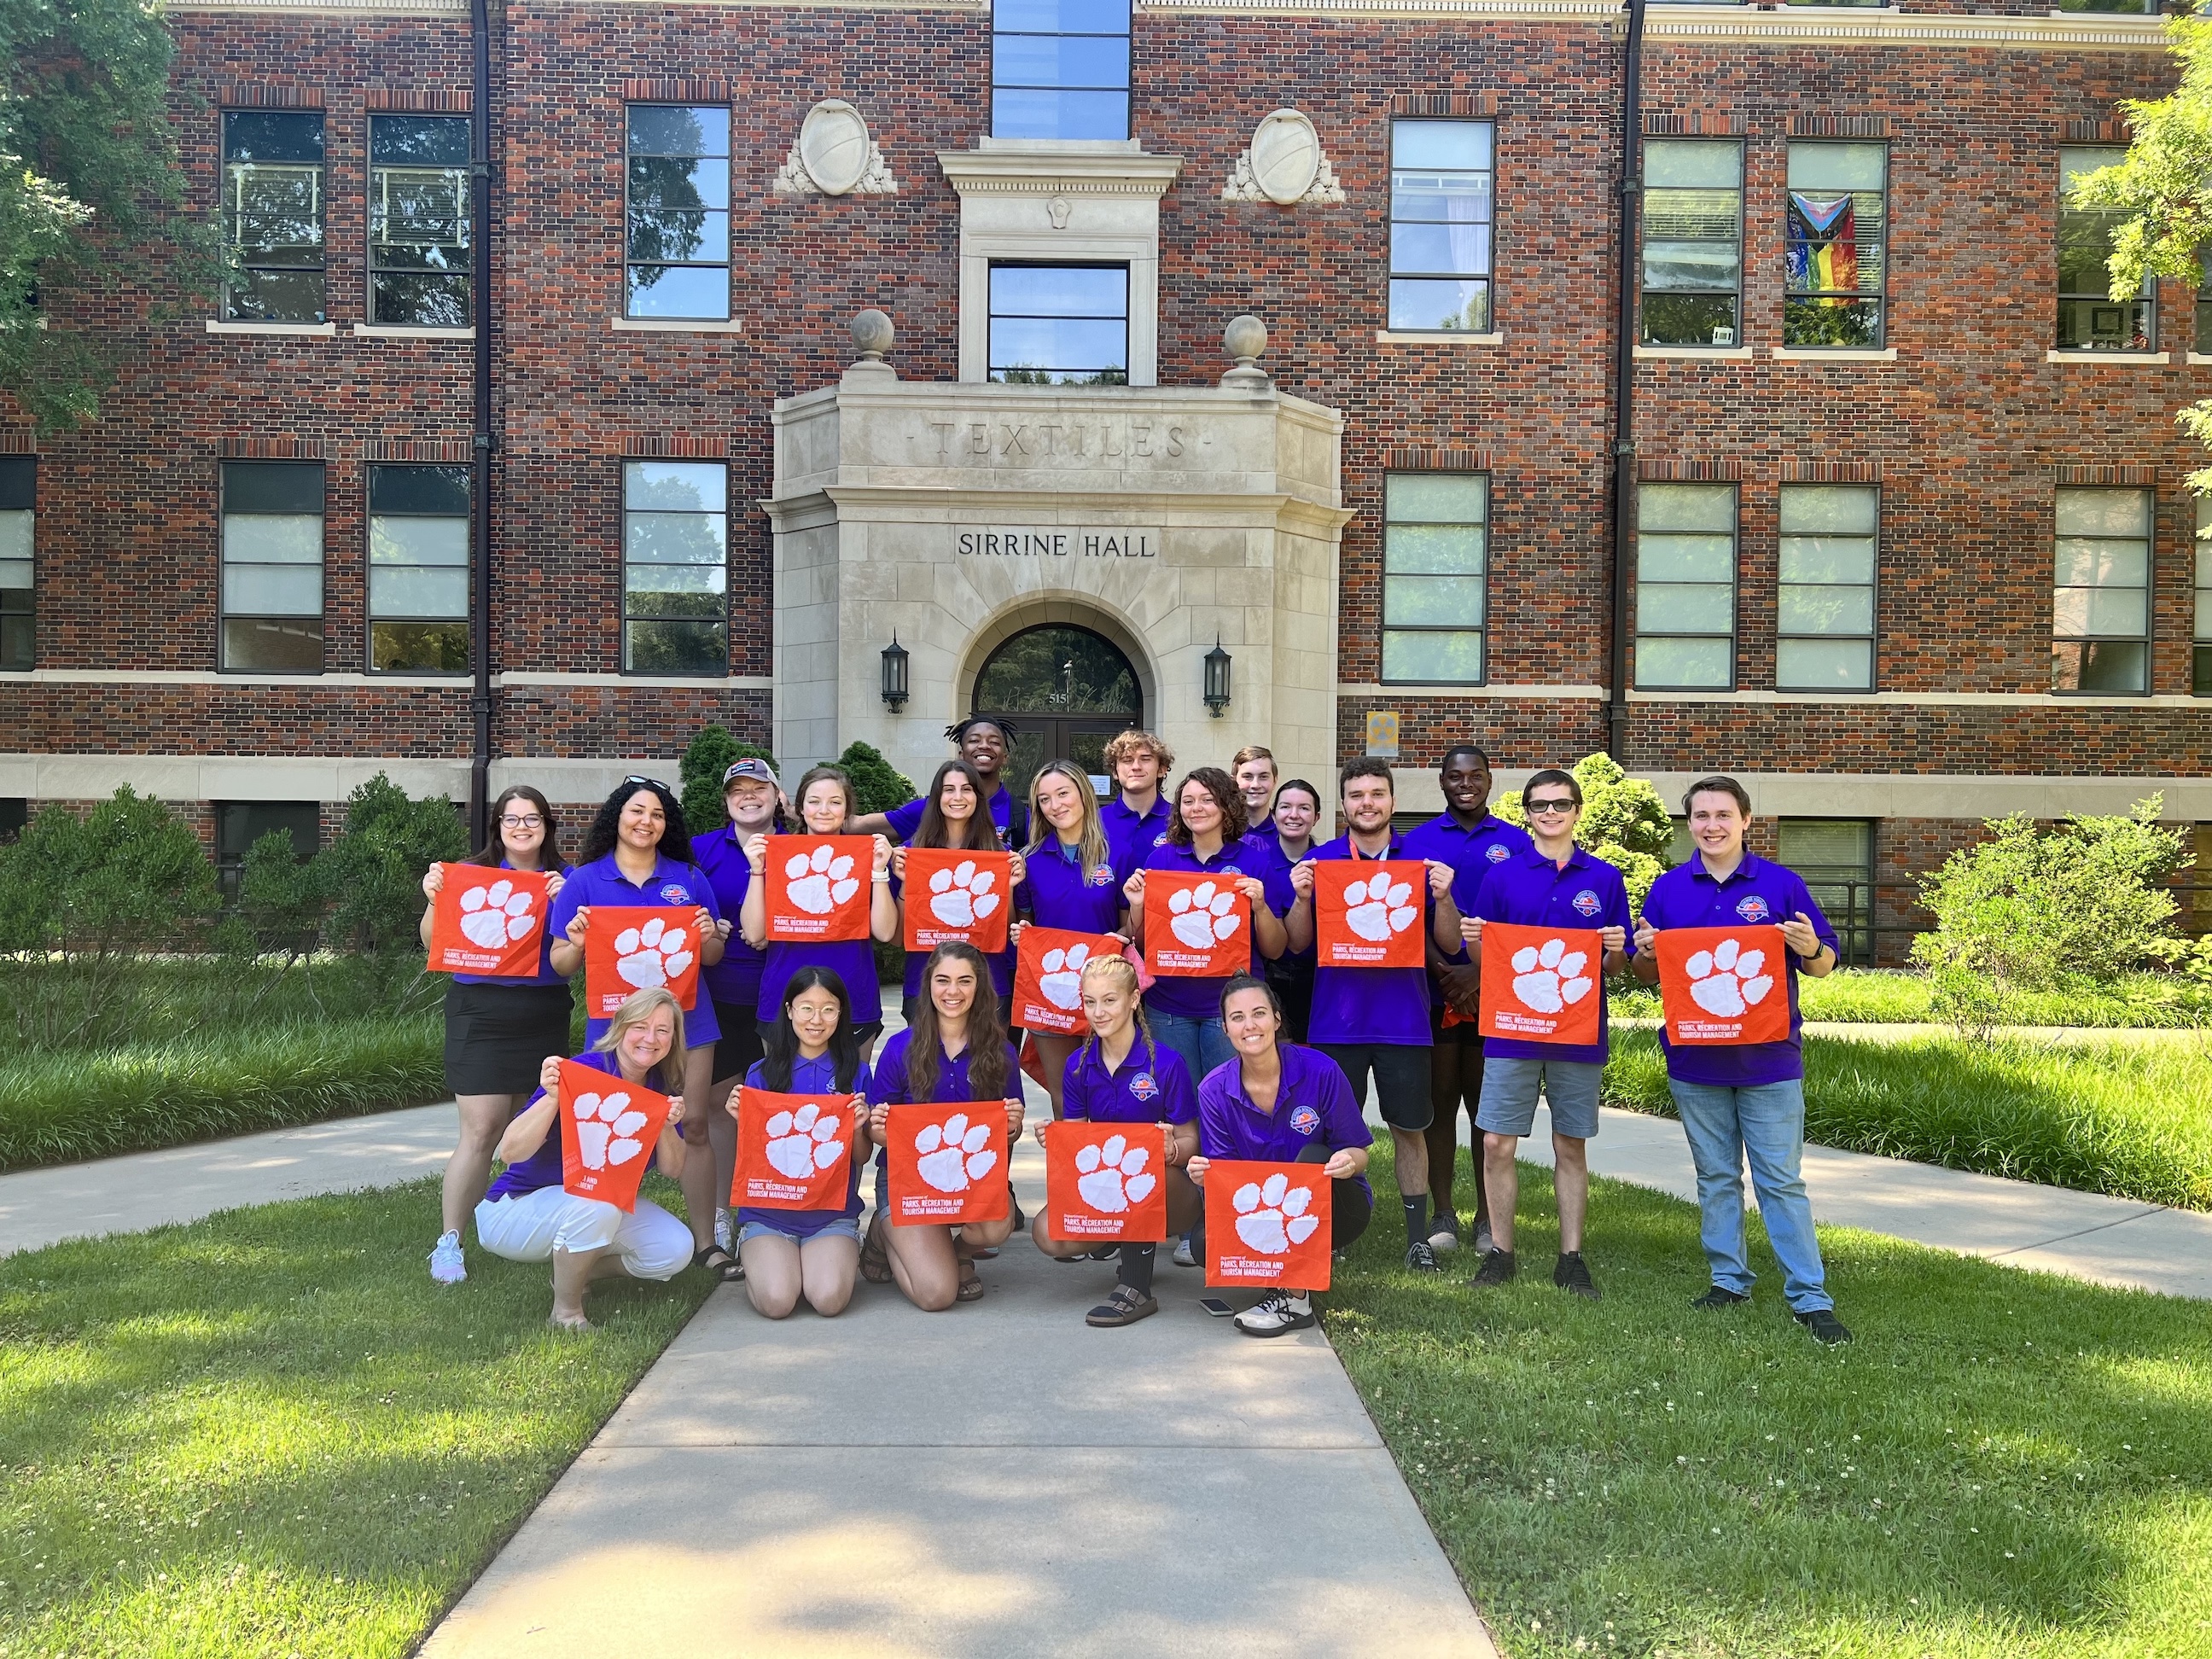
1405,1239,1442,1273
1794,1307,1854,1345
1690,1284,1750,1312
1553,1251,1599,1301
1427,1208,1462,1254
1467,1249,1517,1288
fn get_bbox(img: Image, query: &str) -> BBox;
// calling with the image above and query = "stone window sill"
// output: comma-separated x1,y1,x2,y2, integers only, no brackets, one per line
1375,330,1504,346
1634,344,1754,361
2046,349,2168,364
352,323,474,339
1772,346,1896,362
610,316,743,334
2187,352,2212,366
206,320,337,337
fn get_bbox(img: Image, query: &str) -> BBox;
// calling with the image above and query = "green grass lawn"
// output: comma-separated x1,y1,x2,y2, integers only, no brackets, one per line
1608,969,2212,1029
0,1176,709,1657
1602,1029,2212,1213
1331,1151,2212,1659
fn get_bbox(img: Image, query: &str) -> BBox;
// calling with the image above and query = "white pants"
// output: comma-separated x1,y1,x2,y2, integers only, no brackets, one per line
474,1187,692,1280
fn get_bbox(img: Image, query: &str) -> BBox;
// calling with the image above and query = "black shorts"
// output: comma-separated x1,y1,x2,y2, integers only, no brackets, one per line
1315,1041,1434,1132
444,980,574,1097
1429,1006,1485,1046
711,1001,765,1084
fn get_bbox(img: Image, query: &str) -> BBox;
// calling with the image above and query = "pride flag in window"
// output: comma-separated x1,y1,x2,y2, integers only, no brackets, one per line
1787,194,1857,299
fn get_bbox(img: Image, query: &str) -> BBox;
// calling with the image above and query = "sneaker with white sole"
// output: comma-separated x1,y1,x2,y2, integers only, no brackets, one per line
429,1230,467,1285
1234,1291,1316,1337
1427,1209,1461,1253
1172,1235,1197,1268
1473,1219,1494,1257
1406,1239,1442,1273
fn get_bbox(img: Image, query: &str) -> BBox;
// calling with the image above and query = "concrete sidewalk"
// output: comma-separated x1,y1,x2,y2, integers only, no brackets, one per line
418,1132,1501,1659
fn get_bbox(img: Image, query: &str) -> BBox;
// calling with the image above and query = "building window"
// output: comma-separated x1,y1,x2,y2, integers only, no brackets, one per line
1641,140,1743,349
1777,484,1877,690
2053,486,2150,694
622,461,727,674
1381,474,1487,683
1778,818,1874,964
625,105,730,321
2195,498,2211,696
215,800,322,901
223,111,325,323
0,455,31,670
0,799,25,842
2058,147,2152,352
369,464,470,673
220,462,324,672
370,114,471,328
1388,120,1494,334
991,0,1131,142
987,265,1128,385
1784,143,1886,349
1635,481,1736,689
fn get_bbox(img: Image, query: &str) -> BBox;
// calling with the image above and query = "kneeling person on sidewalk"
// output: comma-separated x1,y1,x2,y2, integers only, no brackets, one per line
475,987,696,1331
1460,770,1631,1301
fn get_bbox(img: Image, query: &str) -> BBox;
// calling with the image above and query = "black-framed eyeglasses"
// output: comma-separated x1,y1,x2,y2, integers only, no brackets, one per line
1524,797,1578,816
622,775,672,793
498,814,544,830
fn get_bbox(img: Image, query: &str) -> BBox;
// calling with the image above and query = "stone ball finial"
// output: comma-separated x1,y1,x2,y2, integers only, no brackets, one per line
851,308,895,362
1222,314,1271,387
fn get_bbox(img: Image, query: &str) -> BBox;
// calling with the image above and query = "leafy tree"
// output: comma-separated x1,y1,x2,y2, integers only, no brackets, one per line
1495,753,1674,907
3,0,219,429
313,774,469,957
1910,798,2197,1034
678,724,776,836
836,741,917,816
219,829,326,965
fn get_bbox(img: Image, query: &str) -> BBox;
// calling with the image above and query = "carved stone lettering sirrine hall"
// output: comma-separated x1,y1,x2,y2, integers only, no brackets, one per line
918,418,1196,465
955,530,1158,558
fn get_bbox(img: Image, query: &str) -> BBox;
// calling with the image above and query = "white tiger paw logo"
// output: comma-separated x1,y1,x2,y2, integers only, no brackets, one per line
1685,937,1773,1018
914,1112,997,1193
1167,881,1241,950
573,1091,649,1170
457,878,537,948
1342,875,1417,942
1038,942,1091,1010
1233,1172,1319,1254
1074,1132,1155,1214
928,859,1001,928
784,844,860,915
614,915,694,991
1510,936,1593,1016
765,1102,846,1179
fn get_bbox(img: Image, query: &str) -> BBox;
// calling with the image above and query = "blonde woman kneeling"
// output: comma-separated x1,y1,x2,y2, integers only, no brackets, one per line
477,987,694,1330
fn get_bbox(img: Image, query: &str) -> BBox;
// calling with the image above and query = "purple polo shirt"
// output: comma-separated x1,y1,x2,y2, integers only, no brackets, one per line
1062,1035,1199,1125
1140,839,1269,1022
737,1051,870,1237
485,1046,671,1201
1102,795,1171,886
886,784,1027,849
1640,852,1838,1086
547,851,723,1049
760,932,884,1027
1400,811,1534,1006
1304,834,1435,1047
692,824,766,1010
1016,835,1126,935
1196,1042,1374,1200
451,858,573,987
1249,835,1316,969
867,1027,1025,1168
1469,844,1634,1064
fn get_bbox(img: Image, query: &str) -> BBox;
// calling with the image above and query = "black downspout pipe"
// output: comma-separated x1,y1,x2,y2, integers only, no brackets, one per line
467,0,494,845
1607,0,1646,765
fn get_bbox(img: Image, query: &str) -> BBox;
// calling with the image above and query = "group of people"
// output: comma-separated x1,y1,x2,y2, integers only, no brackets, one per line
423,719,1850,1346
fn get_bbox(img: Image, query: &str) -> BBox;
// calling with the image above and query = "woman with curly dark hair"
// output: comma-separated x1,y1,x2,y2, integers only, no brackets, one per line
1122,765,1289,1093
548,776,736,1279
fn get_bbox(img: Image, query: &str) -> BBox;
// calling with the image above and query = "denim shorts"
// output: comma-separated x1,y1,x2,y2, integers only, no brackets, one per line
738,1215,864,1247
1476,1055,1603,1140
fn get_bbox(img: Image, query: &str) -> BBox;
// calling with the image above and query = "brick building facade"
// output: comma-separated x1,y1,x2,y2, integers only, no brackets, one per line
3,0,2209,950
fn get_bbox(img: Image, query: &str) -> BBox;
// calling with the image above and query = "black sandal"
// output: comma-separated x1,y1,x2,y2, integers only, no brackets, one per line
693,1243,744,1284
1086,1284,1159,1327
859,1216,894,1284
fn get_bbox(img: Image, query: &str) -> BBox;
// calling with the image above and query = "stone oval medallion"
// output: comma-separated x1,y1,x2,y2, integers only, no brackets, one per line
1249,109,1322,205
798,100,873,196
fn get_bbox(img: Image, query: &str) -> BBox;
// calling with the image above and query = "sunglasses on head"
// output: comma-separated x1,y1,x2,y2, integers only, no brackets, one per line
1524,796,1578,816
623,776,672,794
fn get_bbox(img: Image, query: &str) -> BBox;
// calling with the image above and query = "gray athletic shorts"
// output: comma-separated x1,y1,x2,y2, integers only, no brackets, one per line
1475,1055,1603,1140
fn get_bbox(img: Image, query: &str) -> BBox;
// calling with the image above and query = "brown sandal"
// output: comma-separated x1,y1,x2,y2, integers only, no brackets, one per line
859,1216,894,1284
956,1257,985,1301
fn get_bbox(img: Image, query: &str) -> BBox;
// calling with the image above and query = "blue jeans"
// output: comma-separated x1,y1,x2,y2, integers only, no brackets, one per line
1668,1078,1832,1313
1148,1011,1235,1092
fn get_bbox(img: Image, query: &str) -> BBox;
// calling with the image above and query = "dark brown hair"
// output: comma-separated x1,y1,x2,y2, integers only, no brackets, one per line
911,759,998,852
1522,768,1583,808
902,941,1010,1104
1163,766,1248,847
467,784,562,867
1682,775,1753,818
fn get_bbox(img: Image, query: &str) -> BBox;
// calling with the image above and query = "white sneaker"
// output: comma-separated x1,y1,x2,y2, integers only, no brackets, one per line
1234,1291,1316,1337
428,1231,467,1285
1428,1210,1462,1253
1473,1219,1495,1257
713,1208,734,1254
1172,1235,1197,1268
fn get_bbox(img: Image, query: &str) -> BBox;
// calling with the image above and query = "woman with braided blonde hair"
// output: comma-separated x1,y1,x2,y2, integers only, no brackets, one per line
1029,952,1200,1326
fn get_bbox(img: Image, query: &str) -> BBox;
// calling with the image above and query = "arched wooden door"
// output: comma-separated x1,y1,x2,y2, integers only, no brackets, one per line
971,624,1143,799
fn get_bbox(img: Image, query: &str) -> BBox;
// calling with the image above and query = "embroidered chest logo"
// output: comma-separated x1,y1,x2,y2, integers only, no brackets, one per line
1735,894,1772,923
1571,888,1601,917
1485,844,1511,863
658,883,693,906
1087,864,1117,888
1128,1071,1160,1102
1288,1103,1322,1137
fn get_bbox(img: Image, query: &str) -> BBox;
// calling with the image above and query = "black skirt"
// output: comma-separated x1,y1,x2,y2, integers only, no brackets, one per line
444,979,576,1097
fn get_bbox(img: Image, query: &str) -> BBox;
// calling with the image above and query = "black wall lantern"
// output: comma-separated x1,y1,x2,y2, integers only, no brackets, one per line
881,635,910,710
1202,637,1232,717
